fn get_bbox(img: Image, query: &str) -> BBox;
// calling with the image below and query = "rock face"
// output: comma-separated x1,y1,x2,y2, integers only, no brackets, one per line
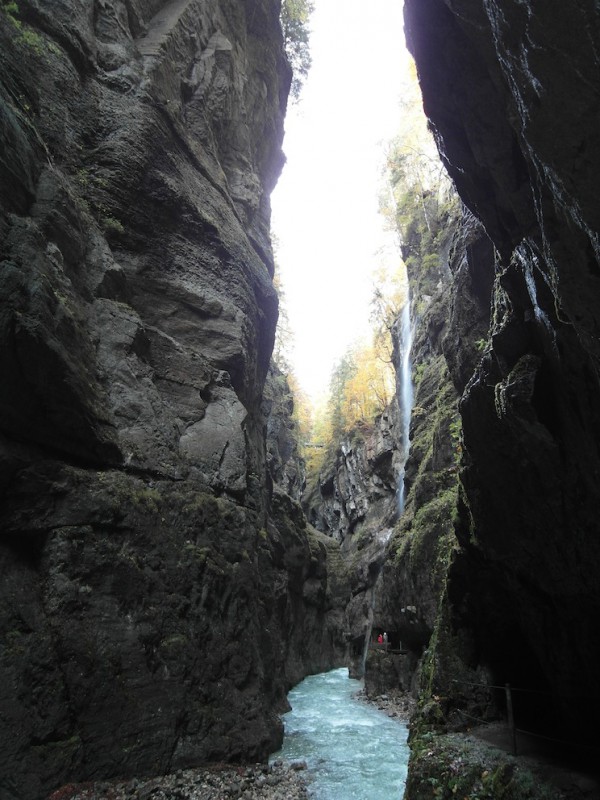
304,408,401,542
0,2,349,798
303,407,402,676
404,0,600,749
263,363,306,502
369,200,493,695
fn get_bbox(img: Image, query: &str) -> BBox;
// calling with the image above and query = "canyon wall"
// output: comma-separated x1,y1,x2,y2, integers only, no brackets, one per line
0,2,348,798
369,208,493,701
303,403,402,675
403,0,600,753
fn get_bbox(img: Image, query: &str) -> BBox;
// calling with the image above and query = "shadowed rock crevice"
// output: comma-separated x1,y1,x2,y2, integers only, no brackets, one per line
402,0,600,774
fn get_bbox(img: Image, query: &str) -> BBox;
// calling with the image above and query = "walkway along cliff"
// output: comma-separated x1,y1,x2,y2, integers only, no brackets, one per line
402,0,600,754
0,2,349,798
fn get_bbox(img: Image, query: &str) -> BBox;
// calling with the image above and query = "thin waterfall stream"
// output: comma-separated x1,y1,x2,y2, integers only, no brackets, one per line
357,293,414,676
271,668,409,799
396,296,413,515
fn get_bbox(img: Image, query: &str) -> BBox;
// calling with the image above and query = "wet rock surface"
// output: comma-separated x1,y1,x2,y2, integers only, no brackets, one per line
356,685,416,723
304,405,401,544
263,364,306,503
303,405,404,676
402,0,600,779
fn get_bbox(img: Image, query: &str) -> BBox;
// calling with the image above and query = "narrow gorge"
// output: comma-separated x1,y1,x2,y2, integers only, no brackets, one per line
1,1,600,799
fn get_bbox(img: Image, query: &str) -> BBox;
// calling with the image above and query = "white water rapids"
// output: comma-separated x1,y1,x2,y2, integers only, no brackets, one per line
271,668,409,799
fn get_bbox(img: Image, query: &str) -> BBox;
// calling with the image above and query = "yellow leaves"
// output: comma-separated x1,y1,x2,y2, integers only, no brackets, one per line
301,337,396,483
339,341,395,431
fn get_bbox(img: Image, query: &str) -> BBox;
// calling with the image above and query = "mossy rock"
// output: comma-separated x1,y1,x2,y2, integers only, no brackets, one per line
405,730,564,800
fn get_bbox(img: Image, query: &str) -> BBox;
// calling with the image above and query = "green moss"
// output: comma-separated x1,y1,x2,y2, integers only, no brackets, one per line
75,168,89,189
182,543,210,564
405,731,562,800
18,27,44,52
132,487,162,513
413,362,427,385
403,487,457,576
421,252,441,275
182,492,217,516
1,3,47,54
102,215,125,235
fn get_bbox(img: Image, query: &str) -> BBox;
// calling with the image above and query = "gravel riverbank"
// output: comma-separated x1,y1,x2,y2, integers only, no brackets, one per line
46,761,309,800
46,686,413,800
357,686,416,722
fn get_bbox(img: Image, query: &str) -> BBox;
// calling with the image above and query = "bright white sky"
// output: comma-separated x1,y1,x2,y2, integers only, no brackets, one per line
272,0,412,402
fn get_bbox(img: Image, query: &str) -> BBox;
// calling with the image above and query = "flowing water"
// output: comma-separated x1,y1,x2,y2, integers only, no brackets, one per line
397,298,414,515
271,668,409,800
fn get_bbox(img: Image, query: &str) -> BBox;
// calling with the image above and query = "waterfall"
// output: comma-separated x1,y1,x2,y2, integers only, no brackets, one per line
397,296,413,515
518,247,559,355
357,298,413,678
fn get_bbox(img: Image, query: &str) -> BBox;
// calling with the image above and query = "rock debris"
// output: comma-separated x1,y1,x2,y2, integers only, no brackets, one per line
47,762,309,800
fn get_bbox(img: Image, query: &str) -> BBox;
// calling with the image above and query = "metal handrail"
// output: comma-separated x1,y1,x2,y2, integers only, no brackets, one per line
449,678,598,755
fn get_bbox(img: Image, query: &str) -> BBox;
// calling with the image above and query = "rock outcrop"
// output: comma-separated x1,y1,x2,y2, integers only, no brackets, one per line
304,407,401,542
263,363,305,502
0,2,349,798
368,203,493,699
303,405,402,675
403,0,600,758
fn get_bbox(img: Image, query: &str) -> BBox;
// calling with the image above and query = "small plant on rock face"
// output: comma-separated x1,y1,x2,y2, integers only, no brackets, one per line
102,215,125,235
1,1,45,53
132,487,162,513
449,416,462,464
414,363,426,385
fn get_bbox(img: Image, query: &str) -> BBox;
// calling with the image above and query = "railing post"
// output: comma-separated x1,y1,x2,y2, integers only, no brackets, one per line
505,683,517,756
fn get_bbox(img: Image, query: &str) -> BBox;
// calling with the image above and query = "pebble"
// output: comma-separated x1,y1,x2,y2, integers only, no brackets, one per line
355,686,416,720
46,762,309,800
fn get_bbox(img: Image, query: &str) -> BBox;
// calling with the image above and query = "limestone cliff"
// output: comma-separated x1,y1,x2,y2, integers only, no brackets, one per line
368,208,484,699
304,407,400,543
0,2,348,798
263,362,305,502
403,0,600,763
303,403,402,675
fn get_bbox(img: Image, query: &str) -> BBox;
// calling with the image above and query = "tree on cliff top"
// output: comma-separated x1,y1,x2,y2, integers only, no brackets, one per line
380,60,460,297
303,337,396,481
280,0,314,99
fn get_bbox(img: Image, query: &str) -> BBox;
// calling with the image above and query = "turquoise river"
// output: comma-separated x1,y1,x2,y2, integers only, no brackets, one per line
271,667,410,799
